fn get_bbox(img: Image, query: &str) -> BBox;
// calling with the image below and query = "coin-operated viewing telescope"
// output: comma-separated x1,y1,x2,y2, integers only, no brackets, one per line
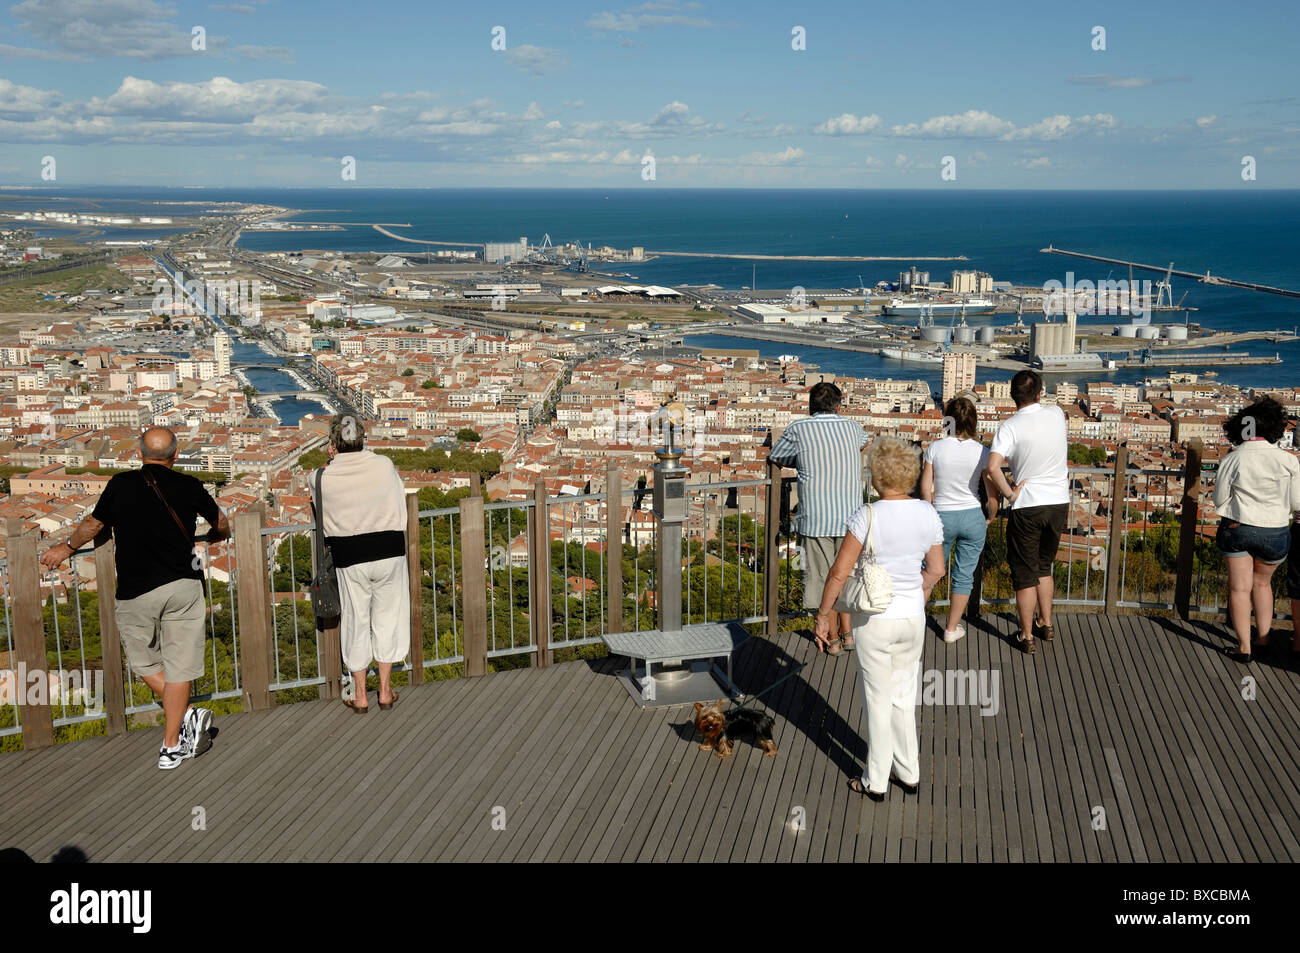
601,399,748,709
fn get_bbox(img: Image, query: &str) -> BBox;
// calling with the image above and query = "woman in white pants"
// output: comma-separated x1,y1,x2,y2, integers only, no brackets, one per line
815,436,945,800
314,414,411,713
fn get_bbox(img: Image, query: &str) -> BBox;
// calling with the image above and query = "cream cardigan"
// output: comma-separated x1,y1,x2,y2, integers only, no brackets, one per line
313,450,407,538
1212,441,1300,528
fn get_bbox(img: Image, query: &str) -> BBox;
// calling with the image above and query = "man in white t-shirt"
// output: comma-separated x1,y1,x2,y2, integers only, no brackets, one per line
986,370,1069,654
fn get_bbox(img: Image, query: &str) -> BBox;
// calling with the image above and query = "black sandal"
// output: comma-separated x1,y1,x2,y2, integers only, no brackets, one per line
1016,630,1036,655
890,773,919,795
847,778,886,801
1222,646,1252,664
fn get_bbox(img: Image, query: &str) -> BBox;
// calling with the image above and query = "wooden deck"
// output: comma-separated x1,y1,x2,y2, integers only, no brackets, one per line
3,613,1299,863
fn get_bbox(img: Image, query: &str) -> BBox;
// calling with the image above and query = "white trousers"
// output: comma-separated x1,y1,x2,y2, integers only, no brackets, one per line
853,614,925,793
336,555,411,673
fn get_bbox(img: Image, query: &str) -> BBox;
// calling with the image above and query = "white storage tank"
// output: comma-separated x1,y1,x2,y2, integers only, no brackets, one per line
1113,324,1139,336
1137,325,1160,340
978,325,997,344
953,326,976,343
919,326,951,343
1165,324,1189,341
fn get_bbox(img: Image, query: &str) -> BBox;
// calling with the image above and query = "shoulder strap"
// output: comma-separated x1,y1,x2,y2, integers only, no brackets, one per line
141,467,190,543
313,468,327,539
864,503,876,559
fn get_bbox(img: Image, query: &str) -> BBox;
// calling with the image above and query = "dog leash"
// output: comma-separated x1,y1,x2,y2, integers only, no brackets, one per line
727,662,807,712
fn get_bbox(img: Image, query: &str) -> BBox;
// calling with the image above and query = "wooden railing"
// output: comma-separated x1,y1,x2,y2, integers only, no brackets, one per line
3,440,1227,750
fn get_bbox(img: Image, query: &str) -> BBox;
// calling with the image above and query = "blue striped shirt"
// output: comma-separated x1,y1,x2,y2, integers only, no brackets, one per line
770,413,869,537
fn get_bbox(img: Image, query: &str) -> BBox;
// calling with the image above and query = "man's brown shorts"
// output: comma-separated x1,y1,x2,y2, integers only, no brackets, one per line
1006,503,1069,592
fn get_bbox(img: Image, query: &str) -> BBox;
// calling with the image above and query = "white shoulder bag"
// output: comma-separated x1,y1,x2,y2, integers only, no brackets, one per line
833,504,895,616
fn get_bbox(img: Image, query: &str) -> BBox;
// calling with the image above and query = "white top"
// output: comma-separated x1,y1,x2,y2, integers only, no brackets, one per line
846,499,944,620
924,436,990,511
312,449,408,538
990,402,1069,510
1212,440,1300,528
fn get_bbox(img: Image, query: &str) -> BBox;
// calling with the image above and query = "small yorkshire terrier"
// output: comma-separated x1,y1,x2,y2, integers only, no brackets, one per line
693,699,778,759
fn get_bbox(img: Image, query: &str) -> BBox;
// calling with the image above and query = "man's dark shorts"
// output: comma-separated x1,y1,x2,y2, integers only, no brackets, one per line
1006,503,1069,592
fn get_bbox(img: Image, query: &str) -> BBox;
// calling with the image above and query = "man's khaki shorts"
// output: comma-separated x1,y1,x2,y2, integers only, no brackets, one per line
115,578,207,683
800,535,843,610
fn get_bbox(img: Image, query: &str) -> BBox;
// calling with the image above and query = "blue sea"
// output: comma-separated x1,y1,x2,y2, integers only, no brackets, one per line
13,186,1300,391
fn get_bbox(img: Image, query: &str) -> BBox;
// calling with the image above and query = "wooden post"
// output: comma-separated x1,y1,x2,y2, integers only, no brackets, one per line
605,462,622,635
459,495,488,676
1104,442,1130,613
8,524,53,749
405,493,424,685
469,471,482,497
1174,438,1204,620
529,481,553,667
233,508,274,710
93,541,127,736
764,460,782,639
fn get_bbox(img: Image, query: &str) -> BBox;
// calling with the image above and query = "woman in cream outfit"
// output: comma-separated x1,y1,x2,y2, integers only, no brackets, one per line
314,414,411,712
814,436,945,800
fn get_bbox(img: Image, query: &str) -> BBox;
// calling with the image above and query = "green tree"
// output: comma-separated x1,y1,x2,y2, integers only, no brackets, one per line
1067,444,1107,467
298,448,328,471
456,428,481,443
271,534,315,592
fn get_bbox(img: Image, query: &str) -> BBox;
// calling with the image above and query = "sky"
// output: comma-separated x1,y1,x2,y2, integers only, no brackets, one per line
0,0,1297,189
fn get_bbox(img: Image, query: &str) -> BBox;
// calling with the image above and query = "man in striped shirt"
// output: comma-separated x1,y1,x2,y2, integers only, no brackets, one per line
769,382,869,654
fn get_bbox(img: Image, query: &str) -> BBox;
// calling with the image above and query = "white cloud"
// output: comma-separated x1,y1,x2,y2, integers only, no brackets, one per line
5,0,291,61
1003,114,1073,141
814,113,882,135
91,76,330,121
586,3,715,31
503,45,571,75
570,101,723,139
737,146,804,166
1014,156,1051,169
892,109,1115,141
892,110,1015,138
1068,74,1188,89
0,78,62,116
863,155,884,168
656,101,690,119
1196,114,1217,128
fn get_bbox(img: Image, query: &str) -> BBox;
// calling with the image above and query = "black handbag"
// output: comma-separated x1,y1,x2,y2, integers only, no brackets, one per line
310,468,342,623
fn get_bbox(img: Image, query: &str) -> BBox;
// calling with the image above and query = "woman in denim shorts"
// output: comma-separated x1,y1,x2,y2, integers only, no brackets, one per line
1212,397,1300,663
920,394,999,644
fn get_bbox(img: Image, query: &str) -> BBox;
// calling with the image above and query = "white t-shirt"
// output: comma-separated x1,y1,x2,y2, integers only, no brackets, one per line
846,499,944,620
924,436,990,511
990,402,1069,510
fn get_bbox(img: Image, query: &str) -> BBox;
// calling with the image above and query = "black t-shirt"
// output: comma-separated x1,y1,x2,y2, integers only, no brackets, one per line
91,464,222,600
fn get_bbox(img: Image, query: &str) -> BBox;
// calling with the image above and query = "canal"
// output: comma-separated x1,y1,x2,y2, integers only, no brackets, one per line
232,338,332,426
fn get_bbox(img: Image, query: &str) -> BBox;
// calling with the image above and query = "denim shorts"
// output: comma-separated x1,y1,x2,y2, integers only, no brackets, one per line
1216,519,1290,565
937,507,987,596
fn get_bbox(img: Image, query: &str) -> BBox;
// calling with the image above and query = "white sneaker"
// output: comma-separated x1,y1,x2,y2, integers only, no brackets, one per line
943,623,966,644
158,738,195,770
182,706,214,759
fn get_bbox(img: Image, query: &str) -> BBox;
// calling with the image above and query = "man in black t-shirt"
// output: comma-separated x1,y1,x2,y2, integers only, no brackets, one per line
41,427,230,770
